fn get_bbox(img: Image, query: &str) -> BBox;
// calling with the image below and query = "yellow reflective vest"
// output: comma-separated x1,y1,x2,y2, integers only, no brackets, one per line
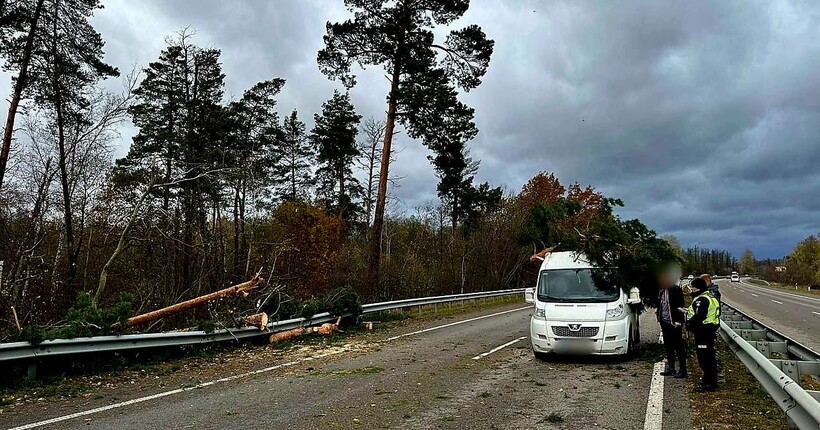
687,291,720,325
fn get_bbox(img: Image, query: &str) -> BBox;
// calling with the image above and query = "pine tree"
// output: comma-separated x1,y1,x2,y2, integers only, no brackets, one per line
0,0,46,190
273,109,313,202
310,90,362,226
117,30,226,290
225,78,284,280
318,0,494,285
20,0,119,283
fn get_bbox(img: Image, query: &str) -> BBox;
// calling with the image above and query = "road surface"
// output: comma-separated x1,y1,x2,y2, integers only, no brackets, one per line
0,303,692,430
718,279,820,352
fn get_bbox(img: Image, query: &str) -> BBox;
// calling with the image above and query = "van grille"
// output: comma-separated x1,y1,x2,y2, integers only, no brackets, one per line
552,326,599,338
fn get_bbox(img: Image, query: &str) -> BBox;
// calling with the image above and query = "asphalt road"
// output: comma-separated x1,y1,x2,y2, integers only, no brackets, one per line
718,279,820,352
1,303,691,430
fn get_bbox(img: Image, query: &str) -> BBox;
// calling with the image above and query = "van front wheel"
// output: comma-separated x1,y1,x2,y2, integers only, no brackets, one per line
626,328,636,358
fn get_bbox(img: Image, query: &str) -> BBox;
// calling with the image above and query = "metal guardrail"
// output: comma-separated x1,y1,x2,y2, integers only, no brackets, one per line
0,288,526,363
720,301,820,429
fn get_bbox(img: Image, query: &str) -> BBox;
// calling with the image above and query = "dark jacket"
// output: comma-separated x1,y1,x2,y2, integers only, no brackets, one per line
707,283,721,302
656,285,685,325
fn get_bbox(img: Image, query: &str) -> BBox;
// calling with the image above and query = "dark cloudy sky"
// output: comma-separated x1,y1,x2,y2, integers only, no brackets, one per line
6,0,820,259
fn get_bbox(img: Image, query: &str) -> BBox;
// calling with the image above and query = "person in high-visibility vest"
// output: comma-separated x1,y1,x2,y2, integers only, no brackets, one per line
686,277,720,392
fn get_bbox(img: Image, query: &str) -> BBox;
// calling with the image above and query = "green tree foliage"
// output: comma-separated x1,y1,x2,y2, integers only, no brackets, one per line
680,247,736,276
225,78,285,280
738,249,756,275
520,192,678,307
787,235,820,284
311,90,362,226
273,109,313,202
116,30,226,291
317,0,494,284
431,145,500,236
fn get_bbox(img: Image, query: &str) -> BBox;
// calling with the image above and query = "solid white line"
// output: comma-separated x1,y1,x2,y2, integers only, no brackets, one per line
385,306,531,341
7,349,348,430
643,361,665,430
12,305,532,430
772,300,783,305
472,336,526,360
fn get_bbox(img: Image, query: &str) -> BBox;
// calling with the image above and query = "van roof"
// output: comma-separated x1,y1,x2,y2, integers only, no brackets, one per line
539,251,595,271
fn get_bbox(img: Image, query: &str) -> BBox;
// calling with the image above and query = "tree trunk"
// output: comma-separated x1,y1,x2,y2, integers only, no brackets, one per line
244,312,268,330
0,0,45,191
367,28,405,296
123,275,264,327
51,0,78,284
232,183,240,281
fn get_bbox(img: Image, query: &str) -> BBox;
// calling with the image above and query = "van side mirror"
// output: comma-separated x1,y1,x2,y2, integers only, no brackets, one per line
524,288,534,304
627,287,641,305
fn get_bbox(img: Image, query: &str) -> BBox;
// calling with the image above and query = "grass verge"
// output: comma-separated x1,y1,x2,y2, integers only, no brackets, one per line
687,334,790,429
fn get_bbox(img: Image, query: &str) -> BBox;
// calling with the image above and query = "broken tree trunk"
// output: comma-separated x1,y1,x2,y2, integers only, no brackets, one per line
269,327,306,343
124,276,264,328
269,316,343,343
244,312,269,330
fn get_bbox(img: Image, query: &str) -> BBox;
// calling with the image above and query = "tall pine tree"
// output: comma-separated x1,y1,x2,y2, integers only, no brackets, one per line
318,0,494,286
117,30,226,291
225,78,284,280
273,109,313,202
311,90,362,226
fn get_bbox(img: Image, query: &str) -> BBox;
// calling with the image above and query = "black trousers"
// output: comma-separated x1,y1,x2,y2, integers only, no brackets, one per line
660,321,686,371
694,327,719,387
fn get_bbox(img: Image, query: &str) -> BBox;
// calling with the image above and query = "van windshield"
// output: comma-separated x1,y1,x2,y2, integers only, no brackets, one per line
537,268,620,303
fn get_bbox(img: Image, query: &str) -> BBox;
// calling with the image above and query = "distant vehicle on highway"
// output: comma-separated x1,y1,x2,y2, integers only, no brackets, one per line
524,251,641,358
731,272,740,282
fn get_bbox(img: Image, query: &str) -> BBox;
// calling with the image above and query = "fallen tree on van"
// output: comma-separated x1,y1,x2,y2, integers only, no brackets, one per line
521,195,680,308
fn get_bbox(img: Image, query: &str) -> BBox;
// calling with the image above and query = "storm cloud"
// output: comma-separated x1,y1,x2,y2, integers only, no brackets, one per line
7,0,819,258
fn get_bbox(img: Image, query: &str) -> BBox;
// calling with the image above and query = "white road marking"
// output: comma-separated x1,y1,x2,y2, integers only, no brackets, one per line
739,289,746,293
11,305,532,430
750,293,759,297
812,311,820,317
7,349,349,430
738,280,820,303
643,361,665,430
385,306,531,341
472,336,526,360
772,300,783,305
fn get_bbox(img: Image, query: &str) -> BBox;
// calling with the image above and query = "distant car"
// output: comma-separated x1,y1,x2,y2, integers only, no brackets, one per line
730,274,740,282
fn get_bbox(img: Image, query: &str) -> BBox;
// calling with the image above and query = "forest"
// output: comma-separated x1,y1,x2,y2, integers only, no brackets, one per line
0,0,678,340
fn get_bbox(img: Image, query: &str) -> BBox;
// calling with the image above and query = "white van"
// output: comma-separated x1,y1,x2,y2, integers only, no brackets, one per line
730,273,740,282
524,251,641,357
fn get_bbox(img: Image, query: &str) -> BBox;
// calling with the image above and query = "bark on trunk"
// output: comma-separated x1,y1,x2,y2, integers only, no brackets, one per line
367,28,406,296
0,0,46,190
123,275,264,327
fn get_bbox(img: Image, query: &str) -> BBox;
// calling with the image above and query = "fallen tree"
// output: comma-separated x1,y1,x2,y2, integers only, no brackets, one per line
269,316,342,343
123,275,264,328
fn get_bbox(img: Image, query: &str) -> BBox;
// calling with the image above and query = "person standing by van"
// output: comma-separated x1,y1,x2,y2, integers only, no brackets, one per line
657,274,686,377
686,278,721,392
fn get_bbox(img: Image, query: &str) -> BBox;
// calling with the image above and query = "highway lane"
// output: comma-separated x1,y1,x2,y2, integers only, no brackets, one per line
717,279,820,352
0,303,690,430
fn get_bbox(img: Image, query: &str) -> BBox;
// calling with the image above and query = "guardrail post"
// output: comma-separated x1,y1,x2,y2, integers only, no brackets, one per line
27,362,37,379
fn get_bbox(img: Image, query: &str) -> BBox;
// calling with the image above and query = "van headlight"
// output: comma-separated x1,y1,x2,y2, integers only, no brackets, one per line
606,303,625,319
533,308,546,320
